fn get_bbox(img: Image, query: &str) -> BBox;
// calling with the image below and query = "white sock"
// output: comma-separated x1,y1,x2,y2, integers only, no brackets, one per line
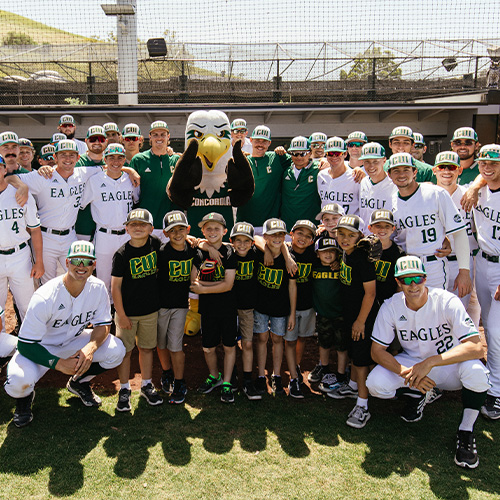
120,382,131,390
141,379,152,387
357,397,368,409
348,380,358,391
459,408,479,432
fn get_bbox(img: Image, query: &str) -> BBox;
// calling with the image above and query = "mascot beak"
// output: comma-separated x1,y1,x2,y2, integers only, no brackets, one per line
197,134,230,172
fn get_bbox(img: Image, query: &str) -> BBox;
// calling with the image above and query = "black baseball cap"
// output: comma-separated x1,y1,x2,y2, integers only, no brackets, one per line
230,222,255,239
198,212,226,228
315,203,345,220
337,215,362,233
125,208,154,225
263,218,287,235
291,219,317,234
163,210,189,231
369,210,395,226
315,237,338,252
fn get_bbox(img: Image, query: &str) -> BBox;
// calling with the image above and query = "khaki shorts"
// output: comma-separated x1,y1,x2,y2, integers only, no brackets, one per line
238,309,254,343
157,307,188,352
115,311,158,352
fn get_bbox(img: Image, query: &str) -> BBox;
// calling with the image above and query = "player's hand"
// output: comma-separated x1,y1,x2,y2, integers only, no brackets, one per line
190,280,203,294
74,346,94,377
351,320,365,341
116,313,132,330
494,285,500,301
401,360,433,389
460,185,479,212
453,269,472,298
30,260,44,279
318,158,329,170
274,146,286,156
287,315,296,331
352,167,366,184
37,165,54,179
434,237,452,257
55,354,79,375
414,376,436,394
206,245,223,266
15,184,29,207
286,256,297,276
264,246,274,267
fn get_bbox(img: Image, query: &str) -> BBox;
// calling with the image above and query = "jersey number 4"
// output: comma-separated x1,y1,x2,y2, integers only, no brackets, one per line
11,221,19,234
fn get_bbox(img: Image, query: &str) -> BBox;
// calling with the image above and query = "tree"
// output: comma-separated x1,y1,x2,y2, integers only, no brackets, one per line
2,32,37,46
340,47,402,80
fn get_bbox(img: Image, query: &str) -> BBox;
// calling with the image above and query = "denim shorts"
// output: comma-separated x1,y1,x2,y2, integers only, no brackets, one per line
253,310,287,336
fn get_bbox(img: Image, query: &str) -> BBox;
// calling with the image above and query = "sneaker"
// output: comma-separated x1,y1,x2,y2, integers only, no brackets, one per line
288,378,304,399
13,391,35,428
230,368,239,393
454,430,479,469
197,373,222,394
426,386,443,405
296,365,303,385
254,376,267,395
169,381,188,404
481,394,500,420
243,380,262,400
400,394,426,423
327,381,358,400
221,383,235,403
116,388,132,412
271,375,284,395
308,364,325,383
160,370,174,395
346,404,371,429
319,373,340,393
67,378,102,407
140,383,163,406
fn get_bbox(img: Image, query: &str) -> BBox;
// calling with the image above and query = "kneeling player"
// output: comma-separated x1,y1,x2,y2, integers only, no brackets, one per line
366,256,490,469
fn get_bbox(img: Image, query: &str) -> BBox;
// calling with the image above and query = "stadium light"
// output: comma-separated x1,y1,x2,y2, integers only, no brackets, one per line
101,4,136,15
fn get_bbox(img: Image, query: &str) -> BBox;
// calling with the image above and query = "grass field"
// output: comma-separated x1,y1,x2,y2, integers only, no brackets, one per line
0,384,498,500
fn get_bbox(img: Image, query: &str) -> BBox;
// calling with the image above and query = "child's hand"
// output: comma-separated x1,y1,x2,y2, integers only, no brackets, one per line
264,246,274,266
287,315,296,331
207,245,223,266
116,313,132,330
330,260,340,271
286,256,297,276
190,280,202,294
351,319,365,341
186,234,199,248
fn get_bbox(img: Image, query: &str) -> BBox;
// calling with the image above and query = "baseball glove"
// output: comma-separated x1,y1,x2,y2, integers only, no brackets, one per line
199,259,218,281
356,234,383,262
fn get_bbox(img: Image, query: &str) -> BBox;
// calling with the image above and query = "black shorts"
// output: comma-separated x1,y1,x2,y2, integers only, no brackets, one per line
201,312,238,348
316,315,349,351
346,319,374,367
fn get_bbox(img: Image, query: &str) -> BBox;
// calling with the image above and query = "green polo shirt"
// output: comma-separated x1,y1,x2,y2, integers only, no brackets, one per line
130,149,180,230
5,166,29,177
236,152,291,227
280,161,321,231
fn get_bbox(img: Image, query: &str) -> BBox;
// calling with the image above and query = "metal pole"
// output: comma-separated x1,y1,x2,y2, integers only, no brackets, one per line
117,0,138,105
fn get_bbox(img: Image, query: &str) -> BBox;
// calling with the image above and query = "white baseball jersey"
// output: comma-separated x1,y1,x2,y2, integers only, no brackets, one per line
317,167,360,215
80,171,139,230
473,186,500,256
372,287,478,360
0,185,40,248
359,175,396,232
73,138,87,156
450,185,478,254
18,275,112,351
20,168,99,230
392,184,465,256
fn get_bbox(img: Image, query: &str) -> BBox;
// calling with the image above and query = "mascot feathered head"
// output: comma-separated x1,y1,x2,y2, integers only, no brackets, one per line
185,110,232,198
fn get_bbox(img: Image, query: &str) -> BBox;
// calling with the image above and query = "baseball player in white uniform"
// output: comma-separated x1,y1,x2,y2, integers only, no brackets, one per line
358,142,396,233
366,256,490,469
0,154,44,342
317,137,360,215
9,140,100,284
230,119,252,155
473,144,500,420
388,153,471,293
79,144,139,296
4,241,126,427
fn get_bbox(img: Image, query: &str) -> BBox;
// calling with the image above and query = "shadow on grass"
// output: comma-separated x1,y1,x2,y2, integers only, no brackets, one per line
0,387,498,499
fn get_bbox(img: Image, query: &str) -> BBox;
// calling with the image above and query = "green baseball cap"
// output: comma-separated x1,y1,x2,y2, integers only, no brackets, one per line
478,144,500,162
359,142,386,160
104,144,126,157
86,125,106,139
434,151,460,168
122,123,141,138
251,125,271,141
387,153,416,170
394,255,427,277
55,140,79,153
67,241,96,259
40,144,56,159
0,131,19,146
103,122,120,133
150,120,169,132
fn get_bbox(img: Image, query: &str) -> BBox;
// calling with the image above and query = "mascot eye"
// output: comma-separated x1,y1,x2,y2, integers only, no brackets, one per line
218,130,226,138
194,130,203,139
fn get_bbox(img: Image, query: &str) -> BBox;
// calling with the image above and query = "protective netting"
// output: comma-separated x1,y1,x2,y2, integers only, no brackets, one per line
1,0,499,105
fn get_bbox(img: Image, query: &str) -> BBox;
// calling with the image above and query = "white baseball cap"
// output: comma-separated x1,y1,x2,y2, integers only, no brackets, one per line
394,255,427,277
452,127,478,142
251,125,271,141
389,126,414,140
413,133,425,145
231,119,247,130
309,132,327,144
325,137,346,153
387,153,416,170
347,131,368,143
288,136,310,152
434,151,460,168
359,142,386,160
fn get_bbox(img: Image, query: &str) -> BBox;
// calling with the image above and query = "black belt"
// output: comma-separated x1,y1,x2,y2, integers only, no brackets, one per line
446,255,457,262
482,251,500,263
98,227,126,235
41,226,74,236
423,255,437,262
0,241,27,255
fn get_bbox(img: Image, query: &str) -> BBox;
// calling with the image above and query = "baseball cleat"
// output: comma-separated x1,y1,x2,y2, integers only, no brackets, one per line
426,387,443,404
346,404,371,429
140,383,163,406
13,391,35,428
454,430,479,469
67,378,102,407
116,388,132,412
480,395,500,420
400,393,426,423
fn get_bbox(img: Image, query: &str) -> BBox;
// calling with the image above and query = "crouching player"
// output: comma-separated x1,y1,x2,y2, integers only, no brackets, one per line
366,256,490,469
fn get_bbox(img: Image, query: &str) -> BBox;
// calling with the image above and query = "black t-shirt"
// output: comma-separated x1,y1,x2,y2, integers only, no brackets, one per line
193,243,237,315
339,247,377,328
158,242,197,309
233,245,258,310
289,245,317,311
111,235,161,316
375,243,406,305
254,249,294,317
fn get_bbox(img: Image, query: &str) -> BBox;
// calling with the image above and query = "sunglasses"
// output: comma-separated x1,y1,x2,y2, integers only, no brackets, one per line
413,144,424,149
233,129,247,133
452,140,475,146
290,151,309,157
397,275,425,285
478,151,500,159
436,164,459,171
124,136,139,142
61,124,75,128
69,258,95,267
88,136,106,143
326,151,343,157
347,141,364,148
